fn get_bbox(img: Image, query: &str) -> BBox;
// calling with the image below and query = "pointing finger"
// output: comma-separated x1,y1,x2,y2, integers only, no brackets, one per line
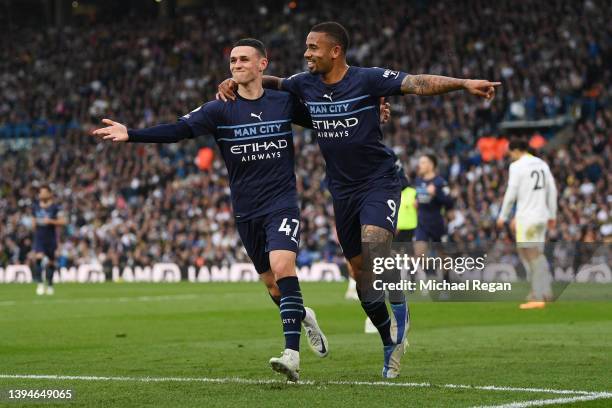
472,89,488,97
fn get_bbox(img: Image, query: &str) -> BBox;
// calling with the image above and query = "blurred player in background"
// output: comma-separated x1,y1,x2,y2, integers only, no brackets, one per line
414,154,453,243
218,21,500,378
32,185,66,295
93,38,330,382
412,154,454,292
396,161,418,243
497,139,558,309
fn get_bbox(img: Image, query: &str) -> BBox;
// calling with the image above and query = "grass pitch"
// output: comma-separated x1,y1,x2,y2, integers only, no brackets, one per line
1,282,611,407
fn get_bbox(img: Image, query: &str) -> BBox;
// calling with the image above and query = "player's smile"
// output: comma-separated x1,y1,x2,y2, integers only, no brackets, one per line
229,45,267,85
304,31,332,74
231,67,251,83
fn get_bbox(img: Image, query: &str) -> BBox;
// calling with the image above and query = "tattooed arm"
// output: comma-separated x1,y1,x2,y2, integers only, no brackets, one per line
401,74,501,99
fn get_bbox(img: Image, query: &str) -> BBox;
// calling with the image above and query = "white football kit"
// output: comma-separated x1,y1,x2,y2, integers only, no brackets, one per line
499,154,558,243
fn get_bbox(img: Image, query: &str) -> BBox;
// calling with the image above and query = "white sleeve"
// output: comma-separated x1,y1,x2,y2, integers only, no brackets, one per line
545,166,558,219
499,164,519,221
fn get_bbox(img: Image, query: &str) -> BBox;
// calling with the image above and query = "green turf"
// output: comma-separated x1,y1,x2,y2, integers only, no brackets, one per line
1,282,611,407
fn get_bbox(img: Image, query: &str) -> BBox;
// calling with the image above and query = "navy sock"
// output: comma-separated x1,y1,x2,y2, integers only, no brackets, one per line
390,302,408,344
358,288,393,346
277,276,304,352
270,291,306,318
45,264,54,286
33,259,43,283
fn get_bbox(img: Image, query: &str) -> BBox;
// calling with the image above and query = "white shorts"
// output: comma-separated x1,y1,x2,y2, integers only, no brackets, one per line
516,220,547,248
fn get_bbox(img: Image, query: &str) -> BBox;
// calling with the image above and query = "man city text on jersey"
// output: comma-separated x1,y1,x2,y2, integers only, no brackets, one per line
282,66,407,199
180,90,311,220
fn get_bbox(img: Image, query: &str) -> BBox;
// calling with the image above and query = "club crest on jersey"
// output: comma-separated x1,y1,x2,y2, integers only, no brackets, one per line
250,112,263,121
383,69,400,79
323,92,333,102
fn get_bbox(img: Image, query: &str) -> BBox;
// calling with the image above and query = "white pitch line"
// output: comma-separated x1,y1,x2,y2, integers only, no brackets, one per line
327,380,598,395
441,383,596,396
473,393,612,408
1,374,611,400
0,294,201,307
0,374,287,385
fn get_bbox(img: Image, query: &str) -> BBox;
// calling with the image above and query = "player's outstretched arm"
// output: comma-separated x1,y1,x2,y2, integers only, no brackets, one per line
93,118,194,143
401,75,501,100
92,119,129,142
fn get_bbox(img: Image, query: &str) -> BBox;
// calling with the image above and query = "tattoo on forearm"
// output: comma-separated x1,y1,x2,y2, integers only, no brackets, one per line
401,74,466,96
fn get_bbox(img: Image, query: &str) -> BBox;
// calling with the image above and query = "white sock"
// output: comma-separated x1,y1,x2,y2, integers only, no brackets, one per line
518,252,533,281
529,254,553,300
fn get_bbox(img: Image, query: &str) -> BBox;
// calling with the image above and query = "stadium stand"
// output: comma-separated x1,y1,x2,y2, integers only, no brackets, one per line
1,0,610,272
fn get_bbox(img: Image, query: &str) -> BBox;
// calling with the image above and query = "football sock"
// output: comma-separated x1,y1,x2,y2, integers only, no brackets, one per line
277,276,304,352
33,259,43,283
390,301,408,344
357,288,393,346
45,264,54,286
529,254,553,300
518,252,532,281
269,291,306,319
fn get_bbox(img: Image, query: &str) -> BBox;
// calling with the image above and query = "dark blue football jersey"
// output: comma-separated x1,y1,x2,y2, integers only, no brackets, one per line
281,66,407,199
33,202,61,244
395,159,410,190
180,90,312,221
414,175,453,228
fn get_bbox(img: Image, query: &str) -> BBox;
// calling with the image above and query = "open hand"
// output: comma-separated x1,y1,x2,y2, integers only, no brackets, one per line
92,119,129,142
216,78,238,102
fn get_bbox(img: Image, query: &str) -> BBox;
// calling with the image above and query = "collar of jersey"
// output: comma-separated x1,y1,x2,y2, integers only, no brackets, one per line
236,89,266,102
318,65,353,87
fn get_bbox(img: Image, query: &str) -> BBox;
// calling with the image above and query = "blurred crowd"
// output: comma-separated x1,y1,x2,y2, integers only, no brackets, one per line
1,0,610,269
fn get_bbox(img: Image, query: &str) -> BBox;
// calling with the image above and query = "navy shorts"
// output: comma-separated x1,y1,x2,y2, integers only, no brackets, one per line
33,239,56,260
415,225,444,242
333,184,401,260
236,207,301,274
